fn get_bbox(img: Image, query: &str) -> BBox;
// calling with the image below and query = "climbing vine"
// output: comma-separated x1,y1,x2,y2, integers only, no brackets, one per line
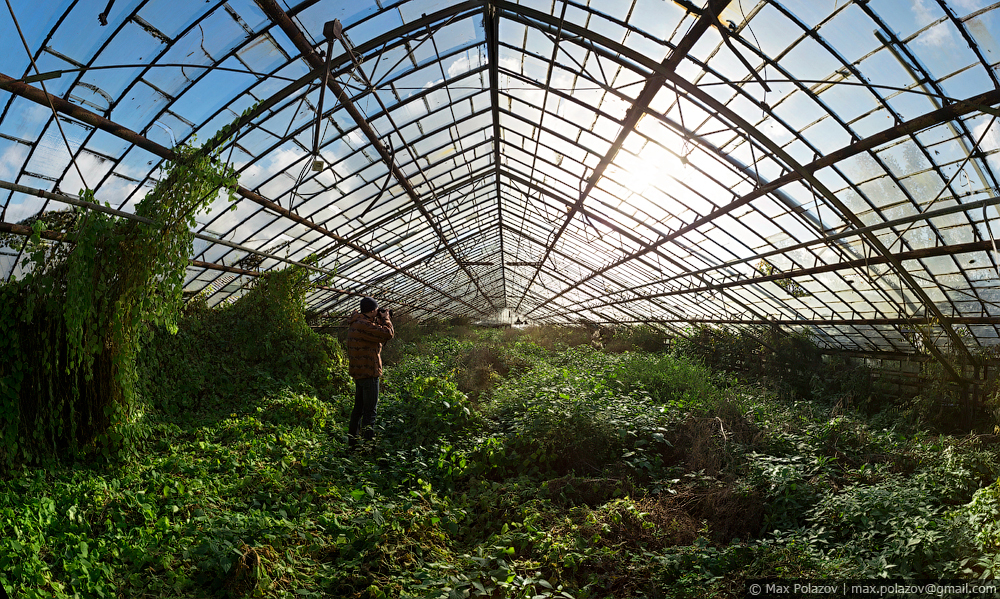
0,142,238,468
756,258,810,298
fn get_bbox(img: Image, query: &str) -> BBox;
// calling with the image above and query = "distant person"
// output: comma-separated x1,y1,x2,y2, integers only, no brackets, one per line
346,296,394,451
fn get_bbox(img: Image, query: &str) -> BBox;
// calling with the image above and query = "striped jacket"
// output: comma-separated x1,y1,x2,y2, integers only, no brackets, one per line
346,311,394,379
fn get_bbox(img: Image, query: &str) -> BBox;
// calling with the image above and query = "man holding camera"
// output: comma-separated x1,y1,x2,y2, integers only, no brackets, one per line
346,296,394,451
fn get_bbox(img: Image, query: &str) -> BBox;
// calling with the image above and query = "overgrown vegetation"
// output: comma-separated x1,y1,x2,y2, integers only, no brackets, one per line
0,143,237,467
139,262,351,417
2,301,1000,597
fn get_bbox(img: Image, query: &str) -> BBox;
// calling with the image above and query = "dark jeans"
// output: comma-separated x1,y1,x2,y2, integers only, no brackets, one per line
348,377,379,448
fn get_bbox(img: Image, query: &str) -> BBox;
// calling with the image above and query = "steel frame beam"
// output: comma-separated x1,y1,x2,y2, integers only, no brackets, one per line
0,217,450,317
188,260,454,316
614,195,1000,307
255,0,495,314
486,0,507,309
489,6,869,332
498,2,1000,377
580,316,1000,327
497,166,799,325
511,0,730,312
488,46,999,327
488,102,850,326
564,237,1000,312
0,73,482,314
742,1,999,326
498,221,697,326
672,68,978,373
505,3,1000,316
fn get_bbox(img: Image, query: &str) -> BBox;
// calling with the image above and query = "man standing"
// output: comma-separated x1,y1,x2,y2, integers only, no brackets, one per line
346,296,394,451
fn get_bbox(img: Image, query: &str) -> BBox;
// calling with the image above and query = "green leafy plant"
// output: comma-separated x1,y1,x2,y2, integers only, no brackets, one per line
2,320,998,599
0,142,238,467
138,260,350,417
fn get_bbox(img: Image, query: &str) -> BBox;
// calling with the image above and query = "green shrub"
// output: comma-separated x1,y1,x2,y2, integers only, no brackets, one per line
672,325,822,398
483,349,671,478
954,479,1000,578
380,373,479,448
604,325,669,353
257,389,331,431
516,325,593,351
806,475,966,577
138,264,350,416
616,352,722,410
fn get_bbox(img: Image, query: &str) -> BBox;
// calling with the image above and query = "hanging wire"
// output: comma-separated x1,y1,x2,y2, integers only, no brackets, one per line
5,0,90,191
362,137,397,217
736,0,768,109
809,152,823,232
746,129,761,189
675,91,692,162
288,154,315,213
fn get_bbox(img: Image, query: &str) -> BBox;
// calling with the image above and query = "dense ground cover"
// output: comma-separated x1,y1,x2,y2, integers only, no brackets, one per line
3,309,1000,598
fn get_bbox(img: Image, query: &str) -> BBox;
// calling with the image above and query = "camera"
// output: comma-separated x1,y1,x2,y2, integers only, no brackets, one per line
378,307,393,318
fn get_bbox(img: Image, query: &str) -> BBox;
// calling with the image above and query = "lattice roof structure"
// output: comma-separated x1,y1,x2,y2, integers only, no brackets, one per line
1,0,999,372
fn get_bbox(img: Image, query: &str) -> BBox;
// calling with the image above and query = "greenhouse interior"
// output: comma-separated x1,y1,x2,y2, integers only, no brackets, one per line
2,0,1000,597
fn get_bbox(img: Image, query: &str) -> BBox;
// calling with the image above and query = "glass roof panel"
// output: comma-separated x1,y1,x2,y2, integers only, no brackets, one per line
3,0,1000,351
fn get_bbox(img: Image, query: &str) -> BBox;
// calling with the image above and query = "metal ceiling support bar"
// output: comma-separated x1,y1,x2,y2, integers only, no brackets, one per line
0,214,444,316
190,259,451,316
0,178,157,224
0,204,347,283
509,11,978,379
0,218,328,278
876,29,993,196
315,1,485,69
503,18,840,332
0,73,481,315
668,75,976,371
502,6,1000,377
749,0,989,296
0,180,335,275
493,45,822,249
169,24,493,262
513,8,1000,312
0,214,456,317
576,316,1000,327
0,73,166,159
820,348,934,363
512,0,730,312
641,194,1000,298
486,0,507,308
198,67,322,158
1,221,67,241
498,221,702,324
255,0,494,314
782,91,1000,188
564,237,1000,314
498,167,790,324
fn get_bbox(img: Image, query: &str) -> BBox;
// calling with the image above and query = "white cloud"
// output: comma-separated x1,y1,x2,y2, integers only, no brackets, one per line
59,153,115,198
0,144,29,181
2,196,39,224
95,175,140,208
421,77,445,94
446,50,485,79
972,117,999,152
912,0,958,48
235,146,308,189
951,0,992,11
